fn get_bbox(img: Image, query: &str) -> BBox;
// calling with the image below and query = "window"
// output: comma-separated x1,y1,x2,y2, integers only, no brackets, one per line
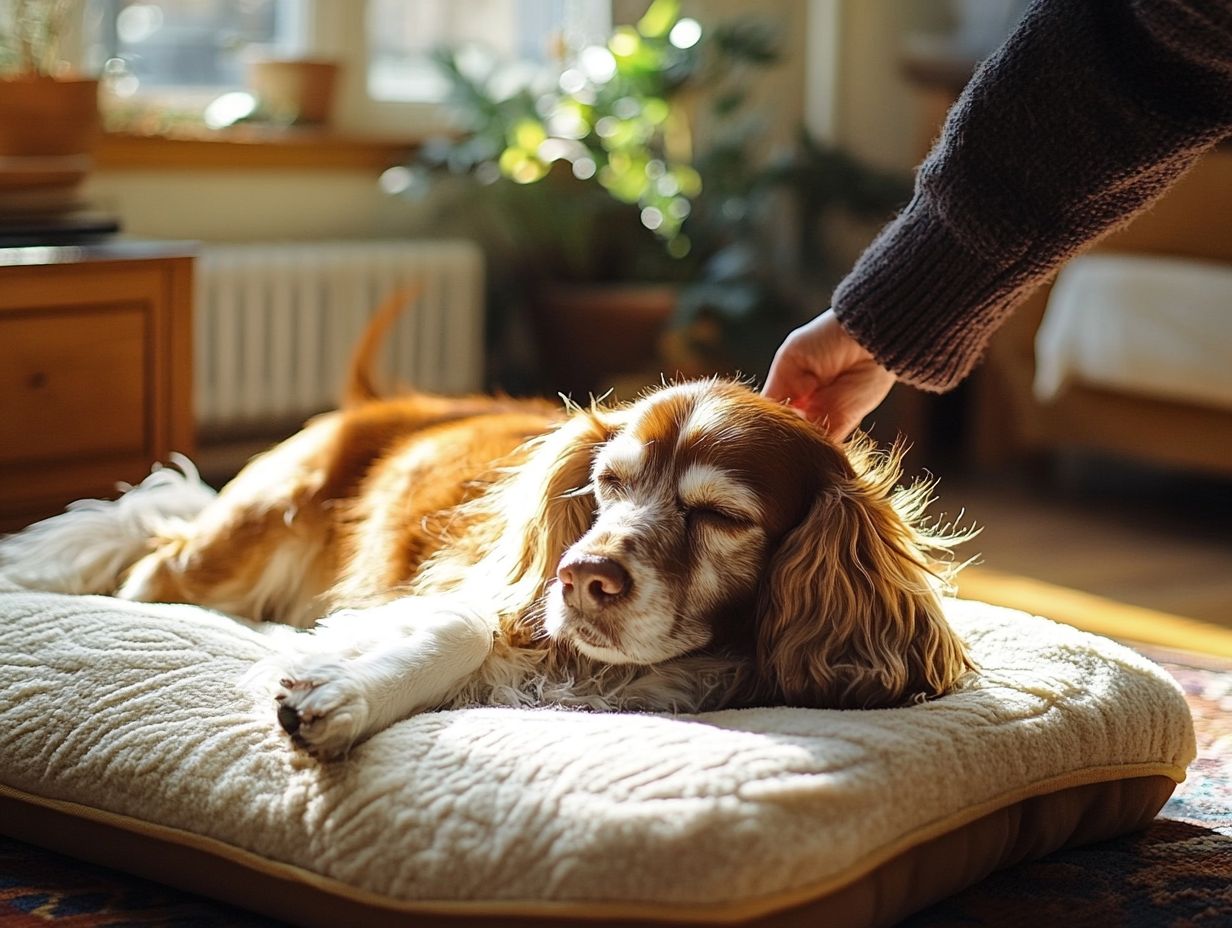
86,0,307,97
84,0,613,133
367,0,610,102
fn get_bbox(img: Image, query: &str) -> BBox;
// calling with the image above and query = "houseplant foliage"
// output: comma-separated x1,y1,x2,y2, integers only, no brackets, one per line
397,0,908,387
401,0,756,284
0,0,77,76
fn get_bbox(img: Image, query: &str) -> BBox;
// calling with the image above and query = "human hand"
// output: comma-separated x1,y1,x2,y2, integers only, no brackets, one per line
762,309,896,439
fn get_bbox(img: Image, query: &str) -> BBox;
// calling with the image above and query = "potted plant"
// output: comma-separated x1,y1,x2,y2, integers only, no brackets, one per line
394,0,710,394
0,0,99,203
395,0,908,395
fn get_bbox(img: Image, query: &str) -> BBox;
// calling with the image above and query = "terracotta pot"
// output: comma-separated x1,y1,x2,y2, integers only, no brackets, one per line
529,283,677,397
248,59,339,126
0,77,100,191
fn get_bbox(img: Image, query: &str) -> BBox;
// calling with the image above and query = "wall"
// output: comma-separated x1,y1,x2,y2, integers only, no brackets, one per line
808,0,948,172
85,169,422,242
802,0,962,271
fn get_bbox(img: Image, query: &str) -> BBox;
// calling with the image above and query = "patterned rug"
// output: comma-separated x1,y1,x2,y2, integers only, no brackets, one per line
907,644,1232,928
1,645,1228,928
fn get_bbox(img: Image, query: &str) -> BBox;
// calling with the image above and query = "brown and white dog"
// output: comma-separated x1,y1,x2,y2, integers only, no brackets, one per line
0,298,973,759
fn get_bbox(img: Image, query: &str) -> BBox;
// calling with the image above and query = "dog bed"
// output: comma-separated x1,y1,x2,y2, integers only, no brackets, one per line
0,580,1194,928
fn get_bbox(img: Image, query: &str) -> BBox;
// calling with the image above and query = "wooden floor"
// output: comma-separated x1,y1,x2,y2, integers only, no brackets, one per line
927,459,1232,655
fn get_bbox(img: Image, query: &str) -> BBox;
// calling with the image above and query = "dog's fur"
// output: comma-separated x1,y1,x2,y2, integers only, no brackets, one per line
0,297,974,759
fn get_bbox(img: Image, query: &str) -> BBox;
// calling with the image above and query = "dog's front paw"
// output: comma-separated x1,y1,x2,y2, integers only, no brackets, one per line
274,660,371,760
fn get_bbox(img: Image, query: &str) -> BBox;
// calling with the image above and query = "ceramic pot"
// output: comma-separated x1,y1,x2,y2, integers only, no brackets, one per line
0,77,99,192
529,283,677,397
248,59,339,126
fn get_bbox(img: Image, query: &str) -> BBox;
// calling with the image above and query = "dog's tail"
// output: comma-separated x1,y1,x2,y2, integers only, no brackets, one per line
0,455,216,595
344,286,422,407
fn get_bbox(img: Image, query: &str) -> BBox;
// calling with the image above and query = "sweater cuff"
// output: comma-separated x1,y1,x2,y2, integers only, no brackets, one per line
830,195,1032,393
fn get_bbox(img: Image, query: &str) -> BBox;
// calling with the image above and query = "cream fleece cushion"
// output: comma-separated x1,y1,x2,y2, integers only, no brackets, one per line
0,583,1195,919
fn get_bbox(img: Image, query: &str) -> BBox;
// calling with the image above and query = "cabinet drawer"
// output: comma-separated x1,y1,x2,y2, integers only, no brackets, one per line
0,305,148,466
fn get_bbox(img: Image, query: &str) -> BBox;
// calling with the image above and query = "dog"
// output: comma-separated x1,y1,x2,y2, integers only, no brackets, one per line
0,296,973,759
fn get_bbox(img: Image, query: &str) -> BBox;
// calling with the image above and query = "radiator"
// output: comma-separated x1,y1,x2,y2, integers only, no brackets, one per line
194,240,485,436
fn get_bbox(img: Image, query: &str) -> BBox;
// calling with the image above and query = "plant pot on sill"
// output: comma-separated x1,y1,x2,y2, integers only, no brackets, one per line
248,59,340,126
528,282,678,398
0,76,100,201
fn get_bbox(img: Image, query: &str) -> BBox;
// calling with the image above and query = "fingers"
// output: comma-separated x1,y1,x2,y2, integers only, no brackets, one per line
836,363,897,438
763,362,819,413
795,392,861,440
773,374,859,438
762,310,897,440
762,332,816,407
785,362,896,440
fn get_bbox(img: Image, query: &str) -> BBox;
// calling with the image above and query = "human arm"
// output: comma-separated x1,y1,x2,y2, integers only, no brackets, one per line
767,0,1232,432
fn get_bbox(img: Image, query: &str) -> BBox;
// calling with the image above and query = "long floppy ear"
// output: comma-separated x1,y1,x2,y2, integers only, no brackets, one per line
754,440,973,708
416,403,624,619
495,405,622,592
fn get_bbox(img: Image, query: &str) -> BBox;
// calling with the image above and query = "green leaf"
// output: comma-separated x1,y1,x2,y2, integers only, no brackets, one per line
637,0,680,38
511,119,546,151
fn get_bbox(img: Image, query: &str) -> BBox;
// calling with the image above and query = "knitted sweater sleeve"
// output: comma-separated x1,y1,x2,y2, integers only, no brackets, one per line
830,0,1232,392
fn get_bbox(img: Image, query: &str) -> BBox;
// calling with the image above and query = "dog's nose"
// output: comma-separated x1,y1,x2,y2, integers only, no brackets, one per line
557,554,631,608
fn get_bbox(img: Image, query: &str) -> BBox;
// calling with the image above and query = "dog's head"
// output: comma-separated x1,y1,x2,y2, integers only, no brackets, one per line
532,380,971,708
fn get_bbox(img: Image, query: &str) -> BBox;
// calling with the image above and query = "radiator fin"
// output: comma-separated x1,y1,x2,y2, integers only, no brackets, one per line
195,241,485,435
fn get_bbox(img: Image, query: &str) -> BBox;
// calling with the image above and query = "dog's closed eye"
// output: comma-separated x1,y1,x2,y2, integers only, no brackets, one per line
678,465,761,526
595,471,628,496
684,506,752,529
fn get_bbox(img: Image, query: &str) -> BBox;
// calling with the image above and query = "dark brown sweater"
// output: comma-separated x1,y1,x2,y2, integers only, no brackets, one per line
831,0,1232,392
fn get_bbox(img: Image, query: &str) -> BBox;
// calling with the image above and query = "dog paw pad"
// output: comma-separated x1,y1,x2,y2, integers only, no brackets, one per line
272,661,370,760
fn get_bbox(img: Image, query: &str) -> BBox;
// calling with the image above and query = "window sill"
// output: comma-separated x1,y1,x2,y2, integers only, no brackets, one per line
96,127,420,172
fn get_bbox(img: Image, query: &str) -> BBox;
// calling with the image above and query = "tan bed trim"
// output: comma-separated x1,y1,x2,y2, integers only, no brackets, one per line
0,764,1182,928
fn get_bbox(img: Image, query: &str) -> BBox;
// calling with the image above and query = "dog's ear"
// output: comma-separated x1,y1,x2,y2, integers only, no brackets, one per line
753,439,972,709
445,405,623,617
506,407,622,584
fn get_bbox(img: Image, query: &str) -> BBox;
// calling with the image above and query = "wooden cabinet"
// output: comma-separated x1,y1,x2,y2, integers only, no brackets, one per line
0,242,195,530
